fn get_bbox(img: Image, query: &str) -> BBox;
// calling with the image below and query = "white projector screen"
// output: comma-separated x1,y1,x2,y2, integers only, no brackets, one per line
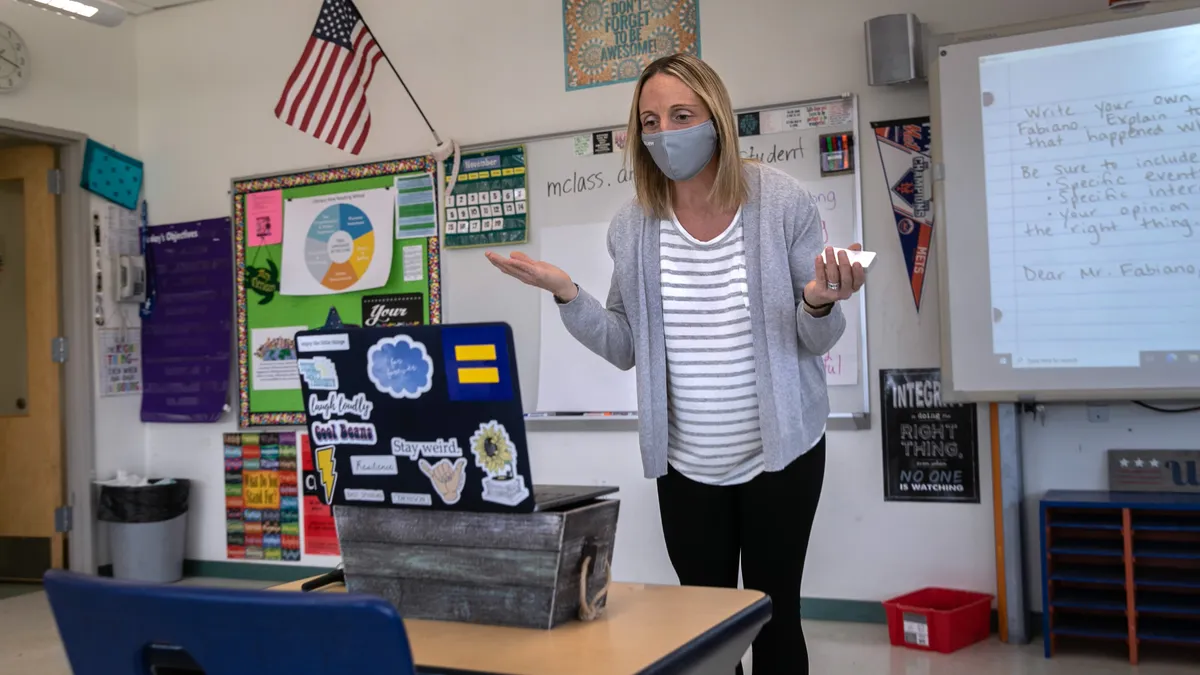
937,7,1200,401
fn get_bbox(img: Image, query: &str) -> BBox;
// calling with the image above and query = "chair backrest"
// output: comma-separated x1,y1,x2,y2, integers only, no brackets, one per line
43,570,415,675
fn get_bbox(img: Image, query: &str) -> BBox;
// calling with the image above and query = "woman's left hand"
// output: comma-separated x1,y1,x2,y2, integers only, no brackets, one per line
804,244,866,306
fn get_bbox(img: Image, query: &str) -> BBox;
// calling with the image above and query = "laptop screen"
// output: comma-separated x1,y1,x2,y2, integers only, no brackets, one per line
294,322,535,513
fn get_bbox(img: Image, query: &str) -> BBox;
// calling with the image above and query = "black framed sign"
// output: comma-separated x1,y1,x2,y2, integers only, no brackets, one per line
881,368,980,503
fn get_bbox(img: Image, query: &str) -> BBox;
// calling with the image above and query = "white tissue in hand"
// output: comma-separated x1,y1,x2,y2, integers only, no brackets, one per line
823,248,876,269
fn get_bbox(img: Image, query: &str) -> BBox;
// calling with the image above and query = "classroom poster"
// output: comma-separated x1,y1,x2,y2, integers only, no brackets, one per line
443,146,529,249
562,0,700,91
246,191,283,247
393,173,438,240
224,432,301,561
234,156,440,427
280,186,394,296
140,217,233,423
872,117,934,312
881,369,979,503
99,328,143,397
299,432,340,556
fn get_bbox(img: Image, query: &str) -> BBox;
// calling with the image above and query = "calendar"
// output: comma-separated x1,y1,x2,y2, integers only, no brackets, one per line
443,145,529,249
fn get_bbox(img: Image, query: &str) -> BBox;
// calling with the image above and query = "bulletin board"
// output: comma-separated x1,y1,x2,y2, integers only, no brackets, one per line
233,155,442,428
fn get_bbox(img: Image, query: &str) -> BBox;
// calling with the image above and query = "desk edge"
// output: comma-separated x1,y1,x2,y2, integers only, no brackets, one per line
637,594,773,675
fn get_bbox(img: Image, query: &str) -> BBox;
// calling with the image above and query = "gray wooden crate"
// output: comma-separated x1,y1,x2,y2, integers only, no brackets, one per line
333,498,619,629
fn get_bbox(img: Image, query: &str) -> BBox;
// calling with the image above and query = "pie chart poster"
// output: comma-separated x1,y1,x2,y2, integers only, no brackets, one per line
243,173,435,422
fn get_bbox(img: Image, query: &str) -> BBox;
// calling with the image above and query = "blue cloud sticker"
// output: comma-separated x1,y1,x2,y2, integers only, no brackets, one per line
367,334,434,399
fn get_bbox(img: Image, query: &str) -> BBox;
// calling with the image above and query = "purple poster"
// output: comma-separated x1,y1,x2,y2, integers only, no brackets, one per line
140,218,233,423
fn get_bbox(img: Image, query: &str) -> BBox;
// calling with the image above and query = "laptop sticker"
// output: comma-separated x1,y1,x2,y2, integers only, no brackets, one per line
470,421,530,507
314,446,337,503
418,458,468,505
367,334,434,399
308,391,374,421
311,420,378,446
441,325,513,402
391,492,433,506
350,455,398,476
295,332,350,353
390,437,463,461
298,356,339,390
344,488,386,503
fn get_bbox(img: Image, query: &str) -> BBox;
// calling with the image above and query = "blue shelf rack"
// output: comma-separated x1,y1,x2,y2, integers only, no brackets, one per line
1040,490,1200,665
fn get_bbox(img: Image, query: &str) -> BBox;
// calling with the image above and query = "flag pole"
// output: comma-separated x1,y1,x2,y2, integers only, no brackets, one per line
355,5,442,146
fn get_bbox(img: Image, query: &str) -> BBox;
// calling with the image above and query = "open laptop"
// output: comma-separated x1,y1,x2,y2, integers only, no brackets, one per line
294,321,616,514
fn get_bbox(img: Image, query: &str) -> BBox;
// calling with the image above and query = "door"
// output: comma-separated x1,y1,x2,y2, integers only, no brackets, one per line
0,143,64,581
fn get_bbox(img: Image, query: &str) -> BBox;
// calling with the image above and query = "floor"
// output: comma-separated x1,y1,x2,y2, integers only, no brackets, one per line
1,580,1196,674
0,582,43,600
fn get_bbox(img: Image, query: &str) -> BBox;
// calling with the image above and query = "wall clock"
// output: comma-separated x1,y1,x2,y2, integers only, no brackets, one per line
0,23,30,93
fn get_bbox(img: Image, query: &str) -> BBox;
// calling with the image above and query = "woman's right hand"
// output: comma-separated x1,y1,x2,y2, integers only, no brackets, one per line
485,251,578,302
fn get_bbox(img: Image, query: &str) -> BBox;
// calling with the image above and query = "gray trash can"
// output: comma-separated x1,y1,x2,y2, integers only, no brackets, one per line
98,479,190,583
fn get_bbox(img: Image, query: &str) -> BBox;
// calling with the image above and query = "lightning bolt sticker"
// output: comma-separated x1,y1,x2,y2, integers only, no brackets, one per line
315,445,337,503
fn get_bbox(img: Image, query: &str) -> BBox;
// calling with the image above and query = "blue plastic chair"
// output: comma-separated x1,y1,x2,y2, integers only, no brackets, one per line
43,570,415,675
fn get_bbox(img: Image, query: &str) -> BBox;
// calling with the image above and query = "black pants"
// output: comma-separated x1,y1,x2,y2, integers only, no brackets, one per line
656,438,826,675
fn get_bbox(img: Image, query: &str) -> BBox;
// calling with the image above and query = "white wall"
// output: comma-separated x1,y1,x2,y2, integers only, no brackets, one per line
129,0,1110,596
1,4,144,566
0,4,138,150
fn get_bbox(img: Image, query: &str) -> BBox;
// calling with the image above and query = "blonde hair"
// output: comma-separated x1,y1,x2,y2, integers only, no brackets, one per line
625,53,747,220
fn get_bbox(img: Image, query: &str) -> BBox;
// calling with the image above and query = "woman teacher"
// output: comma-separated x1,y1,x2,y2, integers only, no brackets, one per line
486,53,865,674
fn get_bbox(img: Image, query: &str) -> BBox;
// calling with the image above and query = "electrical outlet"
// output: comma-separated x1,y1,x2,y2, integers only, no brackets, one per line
1087,404,1109,423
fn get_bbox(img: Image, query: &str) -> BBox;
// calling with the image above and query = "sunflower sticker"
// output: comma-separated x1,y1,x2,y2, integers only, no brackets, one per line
469,421,530,507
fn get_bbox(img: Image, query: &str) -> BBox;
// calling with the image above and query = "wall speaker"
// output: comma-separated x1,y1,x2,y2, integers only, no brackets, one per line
865,14,925,86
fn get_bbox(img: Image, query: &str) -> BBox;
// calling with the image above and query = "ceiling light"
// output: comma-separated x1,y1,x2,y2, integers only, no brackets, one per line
10,0,127,27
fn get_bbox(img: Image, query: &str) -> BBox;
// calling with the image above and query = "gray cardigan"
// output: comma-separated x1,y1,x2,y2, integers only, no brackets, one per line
558,162,846,479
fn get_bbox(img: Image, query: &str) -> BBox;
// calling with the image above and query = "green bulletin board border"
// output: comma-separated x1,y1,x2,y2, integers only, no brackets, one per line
232,155,440,428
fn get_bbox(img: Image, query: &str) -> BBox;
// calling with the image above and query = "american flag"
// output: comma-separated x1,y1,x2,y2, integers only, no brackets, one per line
274,0,383,155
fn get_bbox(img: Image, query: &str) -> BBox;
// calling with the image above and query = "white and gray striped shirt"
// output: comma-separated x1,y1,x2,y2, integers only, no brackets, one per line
661,209,764,486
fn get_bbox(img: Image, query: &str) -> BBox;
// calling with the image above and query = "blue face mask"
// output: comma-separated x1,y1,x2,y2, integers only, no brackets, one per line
641,120,717,182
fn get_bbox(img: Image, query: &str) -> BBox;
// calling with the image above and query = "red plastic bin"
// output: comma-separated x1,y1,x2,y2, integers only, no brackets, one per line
883,587,993,654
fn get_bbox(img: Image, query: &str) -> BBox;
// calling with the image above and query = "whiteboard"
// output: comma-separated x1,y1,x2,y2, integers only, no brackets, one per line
442,96,869,419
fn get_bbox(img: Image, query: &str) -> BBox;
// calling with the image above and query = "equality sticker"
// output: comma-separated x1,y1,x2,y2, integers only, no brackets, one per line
469,421,530,507
367,334,434,399
441,324,513,402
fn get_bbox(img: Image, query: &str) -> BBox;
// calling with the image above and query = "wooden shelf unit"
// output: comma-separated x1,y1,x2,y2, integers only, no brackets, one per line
1041,490,1200,665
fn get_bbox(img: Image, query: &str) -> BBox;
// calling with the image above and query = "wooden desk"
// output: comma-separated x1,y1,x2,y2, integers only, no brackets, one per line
272,577,771,675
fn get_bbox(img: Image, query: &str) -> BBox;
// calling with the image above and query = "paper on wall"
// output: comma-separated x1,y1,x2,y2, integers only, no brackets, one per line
280,187,393,296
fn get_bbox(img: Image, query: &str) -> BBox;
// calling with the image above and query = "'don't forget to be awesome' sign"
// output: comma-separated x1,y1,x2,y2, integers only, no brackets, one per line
563,0,700,91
